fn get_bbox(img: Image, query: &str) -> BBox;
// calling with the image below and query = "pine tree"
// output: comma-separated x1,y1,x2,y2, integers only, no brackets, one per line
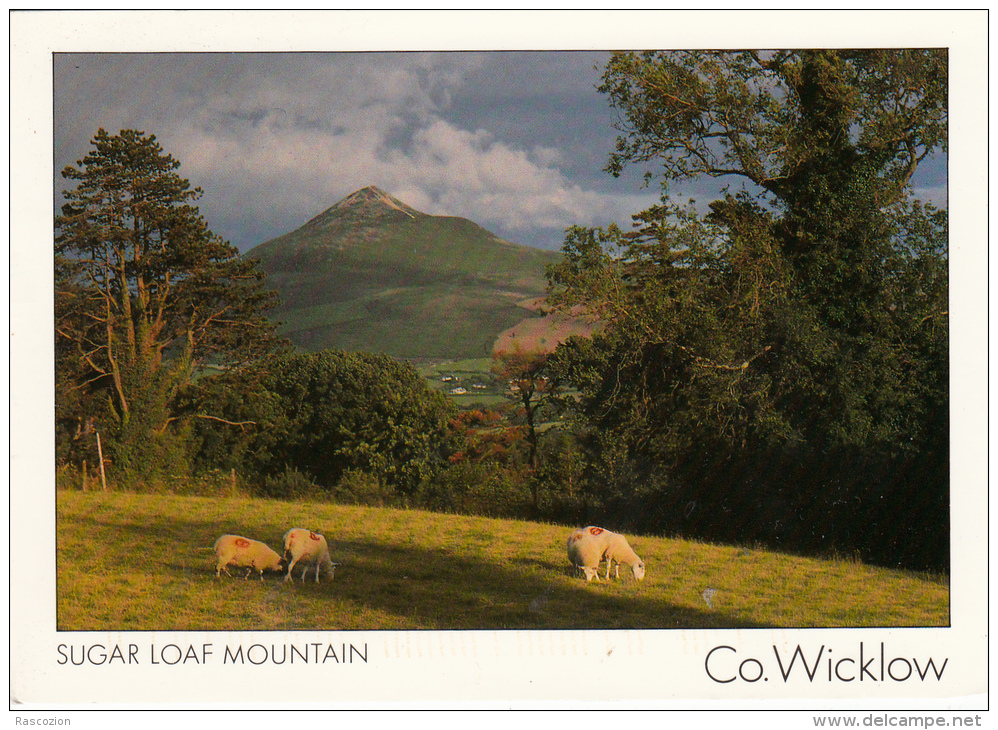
55,128,284,479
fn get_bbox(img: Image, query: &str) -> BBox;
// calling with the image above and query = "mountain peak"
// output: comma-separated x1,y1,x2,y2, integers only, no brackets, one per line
315,185,423,224
247,184,564,358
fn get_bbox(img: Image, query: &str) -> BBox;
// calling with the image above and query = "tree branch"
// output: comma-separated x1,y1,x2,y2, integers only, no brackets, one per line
680,344,772,371
195,413,257,427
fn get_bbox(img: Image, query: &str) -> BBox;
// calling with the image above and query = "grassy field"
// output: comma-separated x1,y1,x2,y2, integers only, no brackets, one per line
56,491,948,632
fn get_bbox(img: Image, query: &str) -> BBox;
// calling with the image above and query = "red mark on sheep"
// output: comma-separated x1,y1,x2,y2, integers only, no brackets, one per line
235,538,250,548
588,527,604,536
309,532,320,541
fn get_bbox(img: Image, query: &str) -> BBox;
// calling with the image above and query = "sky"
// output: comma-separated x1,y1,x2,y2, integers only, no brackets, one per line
53,51,660,253
53,50,947,255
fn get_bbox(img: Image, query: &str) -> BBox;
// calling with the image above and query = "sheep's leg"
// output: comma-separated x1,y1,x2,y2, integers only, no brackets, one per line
314,563,320,583
284,558,299,582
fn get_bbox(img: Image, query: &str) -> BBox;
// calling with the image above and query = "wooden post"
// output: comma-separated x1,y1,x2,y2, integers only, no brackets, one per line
230,468,237,497
81,460,88,491
96,432,108,492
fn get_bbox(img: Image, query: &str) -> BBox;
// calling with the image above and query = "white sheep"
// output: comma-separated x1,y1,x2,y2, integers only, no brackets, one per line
283,527,338,583
567,526,645,582
213,534,285,581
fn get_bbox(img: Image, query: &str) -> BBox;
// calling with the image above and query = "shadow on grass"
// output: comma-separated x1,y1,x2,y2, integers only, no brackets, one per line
63,504,775,631
213,533,772,631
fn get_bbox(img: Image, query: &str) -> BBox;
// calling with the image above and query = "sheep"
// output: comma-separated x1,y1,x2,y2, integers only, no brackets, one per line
567,526,645,583
213,534,285,581
283,527,338,583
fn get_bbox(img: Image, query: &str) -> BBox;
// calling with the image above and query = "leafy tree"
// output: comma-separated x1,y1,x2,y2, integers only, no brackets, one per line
492,346,569,511
492,350,560,461
191,350,455,498
55,129,283,479
547,50,948,569
444,408,523,466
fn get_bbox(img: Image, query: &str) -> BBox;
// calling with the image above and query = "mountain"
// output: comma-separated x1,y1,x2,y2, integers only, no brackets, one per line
246,186,564,359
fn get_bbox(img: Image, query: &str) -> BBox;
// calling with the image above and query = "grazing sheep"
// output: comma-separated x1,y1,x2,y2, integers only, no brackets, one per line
283,527,338,583
213,534,285,581
567,526,645,583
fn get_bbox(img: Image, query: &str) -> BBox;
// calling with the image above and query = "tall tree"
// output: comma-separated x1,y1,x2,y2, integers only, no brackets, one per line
55,128,283,477
547,51,948,568
492,347,563,510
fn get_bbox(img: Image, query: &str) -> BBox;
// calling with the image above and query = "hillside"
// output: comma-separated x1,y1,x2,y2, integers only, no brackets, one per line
246,186,564,359
56,491,949,632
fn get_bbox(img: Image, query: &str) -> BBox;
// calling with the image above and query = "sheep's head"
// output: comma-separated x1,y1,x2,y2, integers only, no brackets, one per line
632,562,646,581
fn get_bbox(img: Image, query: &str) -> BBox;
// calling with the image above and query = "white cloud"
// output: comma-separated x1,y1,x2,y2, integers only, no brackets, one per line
178,72,639,241
56,52,648,250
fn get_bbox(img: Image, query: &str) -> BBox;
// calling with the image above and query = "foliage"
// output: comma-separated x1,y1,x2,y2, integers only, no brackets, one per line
330,469,398,507
546,50,949,570
417,460,533,519
55,129,284,481
530,428,588,521
444,407,523,465
188,349,455,498
256,466,325,502
491,347,567,510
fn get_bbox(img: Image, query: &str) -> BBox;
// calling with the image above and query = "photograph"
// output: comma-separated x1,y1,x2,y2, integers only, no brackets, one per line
10,9,988,717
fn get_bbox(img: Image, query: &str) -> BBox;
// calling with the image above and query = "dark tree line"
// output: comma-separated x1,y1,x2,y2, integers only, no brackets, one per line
544,50,948,570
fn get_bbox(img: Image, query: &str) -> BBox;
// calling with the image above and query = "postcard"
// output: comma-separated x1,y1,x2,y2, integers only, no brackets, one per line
9,9,988,718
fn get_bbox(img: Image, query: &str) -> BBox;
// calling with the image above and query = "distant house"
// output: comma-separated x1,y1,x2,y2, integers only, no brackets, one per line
449,387,468,395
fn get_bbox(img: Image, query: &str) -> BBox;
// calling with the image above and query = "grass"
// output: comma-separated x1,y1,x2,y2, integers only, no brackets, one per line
55,491,949,632
276,282,541,359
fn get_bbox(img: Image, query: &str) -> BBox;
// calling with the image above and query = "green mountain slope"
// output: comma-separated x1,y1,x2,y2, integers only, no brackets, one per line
246,186,562,359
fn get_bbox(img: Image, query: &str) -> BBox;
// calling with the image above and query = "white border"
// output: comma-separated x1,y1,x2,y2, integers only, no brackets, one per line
9,10,989,712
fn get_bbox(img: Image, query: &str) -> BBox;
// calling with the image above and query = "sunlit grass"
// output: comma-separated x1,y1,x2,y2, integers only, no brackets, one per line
56,491,948,632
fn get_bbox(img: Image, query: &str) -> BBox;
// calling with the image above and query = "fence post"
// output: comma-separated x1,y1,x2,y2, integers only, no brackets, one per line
96,432,108,492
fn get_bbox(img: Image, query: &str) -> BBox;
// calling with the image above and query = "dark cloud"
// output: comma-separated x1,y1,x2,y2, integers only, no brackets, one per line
53,49,945,254
55,51,656,253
